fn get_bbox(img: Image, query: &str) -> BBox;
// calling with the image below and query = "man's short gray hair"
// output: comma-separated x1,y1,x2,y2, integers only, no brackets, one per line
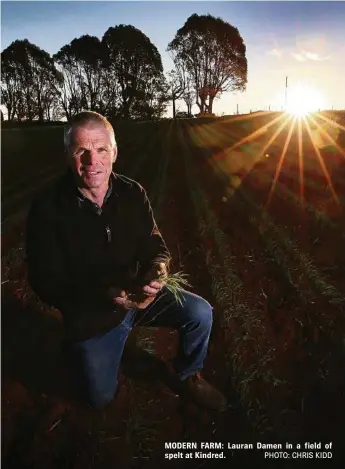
64,111,117,150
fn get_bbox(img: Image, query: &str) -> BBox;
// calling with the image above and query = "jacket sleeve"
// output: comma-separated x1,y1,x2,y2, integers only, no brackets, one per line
26,198,71,310
26,198,111,311
135,184,171,275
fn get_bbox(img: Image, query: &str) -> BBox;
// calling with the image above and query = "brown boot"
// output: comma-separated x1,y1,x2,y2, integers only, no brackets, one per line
181,372,228,411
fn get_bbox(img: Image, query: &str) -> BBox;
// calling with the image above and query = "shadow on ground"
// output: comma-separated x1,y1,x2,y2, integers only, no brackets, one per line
2,287,193,469
2,288,184,405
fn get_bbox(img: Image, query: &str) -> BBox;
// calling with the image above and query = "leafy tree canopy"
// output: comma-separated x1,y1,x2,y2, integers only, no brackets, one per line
168,13,248,113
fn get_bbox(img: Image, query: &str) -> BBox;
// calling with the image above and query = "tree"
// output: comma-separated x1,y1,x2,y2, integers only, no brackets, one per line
1,54,20,121
167,70,183,119
131,74,170,120
54,35,108,119
1,39,59,121
181,74,195,116
166,65,187,118
167,14,247,114
102,25,164,119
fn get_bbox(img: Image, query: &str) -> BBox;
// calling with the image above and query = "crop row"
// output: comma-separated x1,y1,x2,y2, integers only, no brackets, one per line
198,153,345,358
233,184,345,321
184,119,345,330
246,166,345,237
120,123,175,463
179,124,302,440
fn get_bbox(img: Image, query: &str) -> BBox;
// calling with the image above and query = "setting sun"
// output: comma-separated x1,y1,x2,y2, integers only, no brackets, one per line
287,84,326,117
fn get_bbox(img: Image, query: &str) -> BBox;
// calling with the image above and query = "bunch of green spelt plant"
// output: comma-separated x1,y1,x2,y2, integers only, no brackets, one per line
128,256,192,307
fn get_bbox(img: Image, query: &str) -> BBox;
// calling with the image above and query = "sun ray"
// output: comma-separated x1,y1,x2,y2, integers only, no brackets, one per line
316,112,345,133
189,111,283,151
297,117,305,207
308,114,345,160
256,115,293,158
238,114,293,182
303,117,340,206
192,112,292,194
225,112,287,154
191,113,294,198
266,116,297,207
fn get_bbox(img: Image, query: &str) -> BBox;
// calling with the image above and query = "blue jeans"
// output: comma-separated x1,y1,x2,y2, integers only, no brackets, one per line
68,287,213,409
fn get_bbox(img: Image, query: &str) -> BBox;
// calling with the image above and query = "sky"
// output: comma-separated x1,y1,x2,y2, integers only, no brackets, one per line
1,1,345,117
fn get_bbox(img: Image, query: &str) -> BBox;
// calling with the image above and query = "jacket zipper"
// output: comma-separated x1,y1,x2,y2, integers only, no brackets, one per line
106,225,112,243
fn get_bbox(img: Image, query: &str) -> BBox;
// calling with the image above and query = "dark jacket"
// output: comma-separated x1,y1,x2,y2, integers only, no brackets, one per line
26,170,170,342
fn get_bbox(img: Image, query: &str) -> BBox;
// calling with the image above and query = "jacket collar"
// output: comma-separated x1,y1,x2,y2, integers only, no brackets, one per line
59,170,119,212
76,175,113,207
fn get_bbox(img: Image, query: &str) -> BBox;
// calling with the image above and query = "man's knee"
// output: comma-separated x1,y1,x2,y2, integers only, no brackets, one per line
197,298,213,329
186,295,213,330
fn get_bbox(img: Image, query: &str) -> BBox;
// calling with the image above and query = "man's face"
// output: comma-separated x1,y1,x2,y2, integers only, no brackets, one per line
67,124,117,190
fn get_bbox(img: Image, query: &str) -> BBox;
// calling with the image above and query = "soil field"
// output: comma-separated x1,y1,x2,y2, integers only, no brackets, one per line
2,112,345,469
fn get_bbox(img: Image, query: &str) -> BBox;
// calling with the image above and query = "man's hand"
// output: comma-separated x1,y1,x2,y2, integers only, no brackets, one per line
140,262,167,296
108,287,156,310
125,262,167,308
108,263,167,310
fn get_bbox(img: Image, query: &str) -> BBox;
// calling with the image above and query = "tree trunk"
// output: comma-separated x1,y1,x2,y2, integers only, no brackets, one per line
196,98,205,114
37,96,44,122
207,96,215,114
172,97,176,118
123,101,130,119
7,105,12,121
200,97,206,113
26,91,33,121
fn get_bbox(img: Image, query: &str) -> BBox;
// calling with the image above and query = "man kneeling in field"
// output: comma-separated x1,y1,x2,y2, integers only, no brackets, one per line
26,111,227,411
